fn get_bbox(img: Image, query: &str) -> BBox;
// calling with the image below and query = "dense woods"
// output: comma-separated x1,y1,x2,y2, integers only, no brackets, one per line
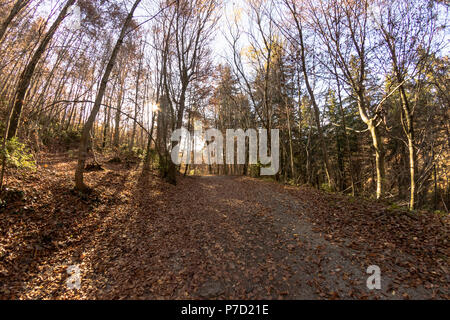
1,0,448,211
0,0,448,301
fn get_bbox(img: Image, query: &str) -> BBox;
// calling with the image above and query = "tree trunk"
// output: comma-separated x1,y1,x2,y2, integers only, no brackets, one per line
113,80,125,148
290,6,335,189
130,44,144,152
143,112,156,172
75,0,142,191
102,102,111,149
0,0,30,43
7,0,76,140
398,85,416,210
335,72,355,195
368,122,385,199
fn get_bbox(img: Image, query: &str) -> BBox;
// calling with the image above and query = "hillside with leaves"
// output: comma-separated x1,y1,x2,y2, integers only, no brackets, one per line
0,154,448,299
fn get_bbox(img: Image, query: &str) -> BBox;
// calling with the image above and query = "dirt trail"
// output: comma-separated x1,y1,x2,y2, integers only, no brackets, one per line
155,175,431,300
1,159,447,299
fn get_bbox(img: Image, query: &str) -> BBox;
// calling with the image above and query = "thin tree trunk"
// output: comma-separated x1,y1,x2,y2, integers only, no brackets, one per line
143,112,156,172
7,0,76,140
130,42,144,152
113,78,126,149
368,120,385,199
75,0,142,191
287,2,335,189
398,84,416,210
335,73,355,196
0,0,30,44
102,97,112,149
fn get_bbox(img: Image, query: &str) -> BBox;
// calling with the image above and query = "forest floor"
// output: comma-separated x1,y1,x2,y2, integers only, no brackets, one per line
0,152,448,300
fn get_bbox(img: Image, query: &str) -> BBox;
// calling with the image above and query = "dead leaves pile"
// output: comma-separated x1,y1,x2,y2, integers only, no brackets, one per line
0,153,448,300
279,184,449,299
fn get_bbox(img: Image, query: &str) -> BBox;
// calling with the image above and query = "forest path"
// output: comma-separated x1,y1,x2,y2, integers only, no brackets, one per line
74,173,434,299
137,174,425,300
2,156,447,299
159,175,366,300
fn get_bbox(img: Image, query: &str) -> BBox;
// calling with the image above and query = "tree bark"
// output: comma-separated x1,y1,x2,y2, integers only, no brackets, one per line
370,125,385,200
113,76,126,148
130,42,144,152
286,1,335,189
75,0,142,191
7,0,76,140
399,85,416,210
0,0,30,44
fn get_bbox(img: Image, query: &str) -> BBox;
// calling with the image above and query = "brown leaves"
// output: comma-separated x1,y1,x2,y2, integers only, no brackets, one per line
0,153,448,300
